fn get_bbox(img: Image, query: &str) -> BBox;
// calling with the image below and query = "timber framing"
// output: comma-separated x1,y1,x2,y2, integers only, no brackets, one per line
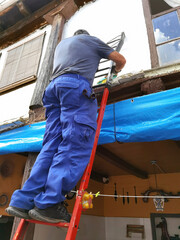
0,0,92,49
0,0,77,49
142,0,180,69
94,62,180,105
96,146,148,179
142,0,159,68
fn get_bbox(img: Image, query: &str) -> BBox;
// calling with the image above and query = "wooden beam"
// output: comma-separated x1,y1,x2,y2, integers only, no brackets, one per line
0,0,77,45
44,0,78,24
96,146,148,179
175,140,180,148
142,0,159,68
0,0,62,48
141,78,165,94
0,19,5,31
30,13,65,109
91,171,109,184
16,1,31,17
10,153,37,240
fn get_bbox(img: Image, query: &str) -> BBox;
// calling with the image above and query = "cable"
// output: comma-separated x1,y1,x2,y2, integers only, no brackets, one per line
70,190,180,199
113,103,122,144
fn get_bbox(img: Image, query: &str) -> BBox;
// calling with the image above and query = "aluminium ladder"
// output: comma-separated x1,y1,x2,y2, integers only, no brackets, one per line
12,32,125,240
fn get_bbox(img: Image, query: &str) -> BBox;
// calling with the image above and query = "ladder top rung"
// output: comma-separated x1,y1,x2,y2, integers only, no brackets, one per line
26,219,69,228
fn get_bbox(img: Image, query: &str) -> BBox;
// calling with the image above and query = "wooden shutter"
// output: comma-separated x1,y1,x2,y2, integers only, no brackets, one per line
0,33,45,93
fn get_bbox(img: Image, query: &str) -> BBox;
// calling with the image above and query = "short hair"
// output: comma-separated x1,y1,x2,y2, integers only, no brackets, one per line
74,29,90,36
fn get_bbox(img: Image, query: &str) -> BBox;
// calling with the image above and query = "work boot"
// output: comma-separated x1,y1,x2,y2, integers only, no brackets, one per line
28,202,71,223
5,206,30,219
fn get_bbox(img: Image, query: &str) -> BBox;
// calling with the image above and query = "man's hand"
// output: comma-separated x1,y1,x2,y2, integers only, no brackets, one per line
108,51,126,72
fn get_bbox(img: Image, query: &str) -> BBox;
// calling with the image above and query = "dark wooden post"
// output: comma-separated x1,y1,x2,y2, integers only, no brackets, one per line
142,0,159,68
10,153,37,240
29,13,65,110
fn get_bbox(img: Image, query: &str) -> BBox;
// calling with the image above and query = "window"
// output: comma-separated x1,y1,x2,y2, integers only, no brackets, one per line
143,0,180,67
0,33,45,93
152,5,180,66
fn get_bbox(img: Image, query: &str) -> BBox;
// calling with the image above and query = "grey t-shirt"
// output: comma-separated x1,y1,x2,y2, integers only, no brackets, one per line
51,34,114,86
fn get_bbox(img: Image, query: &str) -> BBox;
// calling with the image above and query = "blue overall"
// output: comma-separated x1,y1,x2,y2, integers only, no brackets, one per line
10,74,97,209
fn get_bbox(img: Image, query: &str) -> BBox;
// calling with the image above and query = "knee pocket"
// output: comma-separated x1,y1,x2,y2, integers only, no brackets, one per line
72,115,97,146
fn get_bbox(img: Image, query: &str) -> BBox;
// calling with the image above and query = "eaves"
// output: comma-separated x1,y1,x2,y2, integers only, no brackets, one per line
94,62,180,105
0,0,90,50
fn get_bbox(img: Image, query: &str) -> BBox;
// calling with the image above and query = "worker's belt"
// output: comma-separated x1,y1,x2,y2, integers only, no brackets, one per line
60,73,95,100
60,73,89,83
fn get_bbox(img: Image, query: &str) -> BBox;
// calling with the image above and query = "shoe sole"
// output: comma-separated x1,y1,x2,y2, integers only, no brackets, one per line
29,209,68,223
6,207,30,219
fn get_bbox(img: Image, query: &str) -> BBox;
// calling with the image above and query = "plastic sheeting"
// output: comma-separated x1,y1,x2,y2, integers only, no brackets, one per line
0,87,180,155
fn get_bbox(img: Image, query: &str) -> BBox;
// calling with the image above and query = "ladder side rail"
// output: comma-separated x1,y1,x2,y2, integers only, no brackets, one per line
66,32,125,240
12,219,29,240
107,32,125,82
65,87,109,240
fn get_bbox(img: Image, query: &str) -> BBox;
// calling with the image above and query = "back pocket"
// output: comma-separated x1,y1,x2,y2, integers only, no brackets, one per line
56,81,80,108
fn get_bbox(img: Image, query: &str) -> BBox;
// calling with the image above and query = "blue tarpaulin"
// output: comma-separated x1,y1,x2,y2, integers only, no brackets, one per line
0,87,180,155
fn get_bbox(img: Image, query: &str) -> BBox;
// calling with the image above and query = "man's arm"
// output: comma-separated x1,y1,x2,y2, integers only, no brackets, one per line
108,51,126,73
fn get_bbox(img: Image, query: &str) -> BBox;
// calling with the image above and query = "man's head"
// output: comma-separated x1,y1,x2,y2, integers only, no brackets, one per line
74,29,90,36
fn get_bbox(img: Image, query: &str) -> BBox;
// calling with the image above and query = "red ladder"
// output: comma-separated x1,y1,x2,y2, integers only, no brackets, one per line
12,32,125,240
12,87,109,240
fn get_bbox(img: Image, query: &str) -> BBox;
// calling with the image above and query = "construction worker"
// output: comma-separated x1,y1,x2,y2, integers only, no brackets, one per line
6,29,126,223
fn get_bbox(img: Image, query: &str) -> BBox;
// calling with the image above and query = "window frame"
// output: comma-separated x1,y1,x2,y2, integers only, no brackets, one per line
0,32,45,94
142,0,180,68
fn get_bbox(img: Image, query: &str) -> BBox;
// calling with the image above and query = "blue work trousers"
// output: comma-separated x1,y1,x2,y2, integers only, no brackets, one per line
10,74,97,209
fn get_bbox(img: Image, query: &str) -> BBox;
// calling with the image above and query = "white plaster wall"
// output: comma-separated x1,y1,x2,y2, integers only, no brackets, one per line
0,83,35,125
105,217,152,240
63,0,151,77
33,215,106,240
0,0,151,125
33,216,153,240
0,25,51,125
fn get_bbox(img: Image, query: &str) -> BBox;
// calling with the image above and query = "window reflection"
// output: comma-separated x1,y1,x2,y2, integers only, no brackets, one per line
153,11,180,44
157,40,180,66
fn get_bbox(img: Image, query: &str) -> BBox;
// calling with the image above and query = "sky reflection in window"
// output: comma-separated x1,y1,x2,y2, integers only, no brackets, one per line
153,11,180,44
157,40,180,65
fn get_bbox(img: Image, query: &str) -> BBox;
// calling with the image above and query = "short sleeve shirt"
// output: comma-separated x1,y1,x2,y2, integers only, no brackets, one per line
51,34,114,86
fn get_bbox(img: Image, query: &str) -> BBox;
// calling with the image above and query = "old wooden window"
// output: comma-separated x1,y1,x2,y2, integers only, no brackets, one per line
0,33,45,93
143,0,180,67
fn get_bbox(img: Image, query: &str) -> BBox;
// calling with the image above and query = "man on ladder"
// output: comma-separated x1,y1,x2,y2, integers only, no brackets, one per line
6,29,126,223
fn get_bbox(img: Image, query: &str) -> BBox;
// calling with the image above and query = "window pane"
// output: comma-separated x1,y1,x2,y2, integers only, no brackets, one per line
153,11,180,44
157,40,180,66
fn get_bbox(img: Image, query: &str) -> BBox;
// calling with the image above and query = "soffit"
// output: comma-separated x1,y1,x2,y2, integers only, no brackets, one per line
0,0,86,49
93,140,180,179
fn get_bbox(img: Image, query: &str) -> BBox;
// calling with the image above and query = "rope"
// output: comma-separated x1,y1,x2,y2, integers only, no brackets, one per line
70,190,180,199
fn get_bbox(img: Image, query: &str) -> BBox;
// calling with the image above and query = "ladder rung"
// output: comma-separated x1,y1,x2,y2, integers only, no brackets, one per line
26,219,69,228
